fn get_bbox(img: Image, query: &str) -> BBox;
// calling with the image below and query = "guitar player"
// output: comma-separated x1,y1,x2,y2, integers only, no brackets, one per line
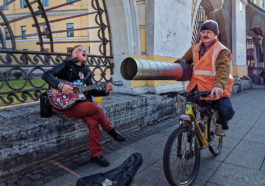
42,45,125,167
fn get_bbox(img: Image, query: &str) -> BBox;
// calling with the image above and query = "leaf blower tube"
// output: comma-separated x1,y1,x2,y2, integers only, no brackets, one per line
120,57,192,81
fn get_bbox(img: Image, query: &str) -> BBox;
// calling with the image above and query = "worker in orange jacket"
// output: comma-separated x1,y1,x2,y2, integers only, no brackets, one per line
181,20,235,136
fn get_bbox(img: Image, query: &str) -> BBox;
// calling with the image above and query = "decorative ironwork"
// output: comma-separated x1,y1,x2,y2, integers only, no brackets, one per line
192,4,207,45
0,0,113,106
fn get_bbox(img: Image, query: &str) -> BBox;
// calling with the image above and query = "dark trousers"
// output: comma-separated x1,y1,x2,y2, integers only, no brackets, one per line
211,97,235,130
61,101,113,157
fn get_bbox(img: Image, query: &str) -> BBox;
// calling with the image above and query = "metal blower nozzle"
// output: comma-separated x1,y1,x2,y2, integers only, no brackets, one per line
120,57,192,81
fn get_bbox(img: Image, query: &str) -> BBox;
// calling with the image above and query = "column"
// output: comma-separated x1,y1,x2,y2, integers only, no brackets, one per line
232,0,248,77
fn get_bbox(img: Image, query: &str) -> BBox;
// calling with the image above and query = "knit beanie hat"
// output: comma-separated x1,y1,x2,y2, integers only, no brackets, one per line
201,20,219,35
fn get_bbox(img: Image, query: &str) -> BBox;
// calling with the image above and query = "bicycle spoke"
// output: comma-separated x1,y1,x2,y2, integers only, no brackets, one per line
168,130,197,182
208,119,223,156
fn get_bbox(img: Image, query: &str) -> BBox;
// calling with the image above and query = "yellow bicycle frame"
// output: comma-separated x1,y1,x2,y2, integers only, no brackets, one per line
184,102,209,147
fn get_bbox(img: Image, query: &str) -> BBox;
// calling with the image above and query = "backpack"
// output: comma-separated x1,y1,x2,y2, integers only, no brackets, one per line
40,91,53,117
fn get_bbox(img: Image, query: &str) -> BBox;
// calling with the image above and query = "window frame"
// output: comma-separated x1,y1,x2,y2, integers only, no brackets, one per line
20,0,26,8
3,0,9,10
42,0,49,6
21,26,26,40
67,23,74,37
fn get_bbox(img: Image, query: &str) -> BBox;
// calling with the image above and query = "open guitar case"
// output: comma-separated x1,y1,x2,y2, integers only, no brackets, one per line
76,153,143,186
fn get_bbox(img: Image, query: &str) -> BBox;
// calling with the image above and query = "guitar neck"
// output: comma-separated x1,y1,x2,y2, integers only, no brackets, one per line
79,85,100,93
78,81,122,93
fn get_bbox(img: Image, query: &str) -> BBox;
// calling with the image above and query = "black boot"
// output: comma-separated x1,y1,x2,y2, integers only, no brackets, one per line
108,129,125,141
90,155,110,167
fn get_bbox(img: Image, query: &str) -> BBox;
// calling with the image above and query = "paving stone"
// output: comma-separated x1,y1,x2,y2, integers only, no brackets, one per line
225,140,265,169
131,165,170,186
16,178,32,186
205,182,223,186
43,174,77,186
244,127,265,144
210,163,265,186
192,178,207,186
261,160,265,171
253,120,265,130
197,150,223,181
226,124,251,139
29,173,42,181
222,136,241,149
5,178,19,185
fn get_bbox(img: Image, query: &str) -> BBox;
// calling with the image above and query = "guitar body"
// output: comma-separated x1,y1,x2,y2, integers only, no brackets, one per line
47,80,123,110
47,80,87,110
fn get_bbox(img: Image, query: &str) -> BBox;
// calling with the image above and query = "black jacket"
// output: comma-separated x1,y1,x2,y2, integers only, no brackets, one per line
42,59,108,101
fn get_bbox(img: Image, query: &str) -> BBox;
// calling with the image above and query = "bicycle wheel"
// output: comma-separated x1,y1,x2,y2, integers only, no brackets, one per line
163,125,200,186
208,118,223,156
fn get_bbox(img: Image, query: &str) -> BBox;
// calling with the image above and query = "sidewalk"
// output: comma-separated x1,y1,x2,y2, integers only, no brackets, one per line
43,88,265,186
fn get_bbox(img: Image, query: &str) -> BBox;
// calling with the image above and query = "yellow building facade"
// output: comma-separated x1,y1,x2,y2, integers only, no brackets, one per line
2,0,108,55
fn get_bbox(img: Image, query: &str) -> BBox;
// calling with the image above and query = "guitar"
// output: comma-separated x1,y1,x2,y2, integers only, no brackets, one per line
47,80,123,110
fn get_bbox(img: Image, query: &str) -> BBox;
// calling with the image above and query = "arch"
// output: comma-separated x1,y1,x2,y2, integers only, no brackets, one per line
104,0,140,92
247,28,264,63
191,2,207,45
246,1,265,77
195,0,229,47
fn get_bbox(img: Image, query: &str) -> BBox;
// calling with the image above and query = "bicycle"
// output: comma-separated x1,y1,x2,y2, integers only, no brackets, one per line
162,90,223,186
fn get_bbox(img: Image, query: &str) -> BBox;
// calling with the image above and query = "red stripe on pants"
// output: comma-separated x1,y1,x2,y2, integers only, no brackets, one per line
62,101,113,157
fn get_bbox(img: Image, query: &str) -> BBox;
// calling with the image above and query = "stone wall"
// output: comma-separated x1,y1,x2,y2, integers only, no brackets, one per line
232,78,252,93
0,93,180,179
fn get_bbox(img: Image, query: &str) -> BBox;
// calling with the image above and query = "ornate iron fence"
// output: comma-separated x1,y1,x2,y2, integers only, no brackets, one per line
0,0,113,106
192,4,207,45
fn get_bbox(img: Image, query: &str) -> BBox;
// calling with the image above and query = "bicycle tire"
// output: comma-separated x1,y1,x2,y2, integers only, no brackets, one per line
208,119,223,156
163,125,200,186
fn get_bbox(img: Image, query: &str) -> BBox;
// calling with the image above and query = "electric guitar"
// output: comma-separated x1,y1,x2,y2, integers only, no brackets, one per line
47,80,123,110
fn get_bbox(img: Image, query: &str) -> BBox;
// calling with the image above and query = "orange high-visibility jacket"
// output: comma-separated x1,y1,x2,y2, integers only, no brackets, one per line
186,41,234,100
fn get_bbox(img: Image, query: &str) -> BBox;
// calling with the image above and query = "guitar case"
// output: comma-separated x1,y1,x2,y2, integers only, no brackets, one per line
40,91,53,117
76,153,143,186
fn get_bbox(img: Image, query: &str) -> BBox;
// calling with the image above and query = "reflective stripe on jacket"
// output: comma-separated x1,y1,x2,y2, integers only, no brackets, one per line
186,41,234,100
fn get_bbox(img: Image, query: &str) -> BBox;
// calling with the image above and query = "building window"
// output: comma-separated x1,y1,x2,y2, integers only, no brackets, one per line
21,26,26,39
43,25,47,32
67,23,74,37
42,0,49,6
3,0,8,10
20,0,26,8
43,25,49,38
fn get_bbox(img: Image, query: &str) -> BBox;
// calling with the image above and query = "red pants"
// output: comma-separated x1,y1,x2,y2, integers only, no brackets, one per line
61,101,113,157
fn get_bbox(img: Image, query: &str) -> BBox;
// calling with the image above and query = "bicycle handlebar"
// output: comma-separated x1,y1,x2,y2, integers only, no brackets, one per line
160,90,211,98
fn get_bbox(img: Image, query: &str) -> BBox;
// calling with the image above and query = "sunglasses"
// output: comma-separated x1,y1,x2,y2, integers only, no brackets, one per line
72,47,88,54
